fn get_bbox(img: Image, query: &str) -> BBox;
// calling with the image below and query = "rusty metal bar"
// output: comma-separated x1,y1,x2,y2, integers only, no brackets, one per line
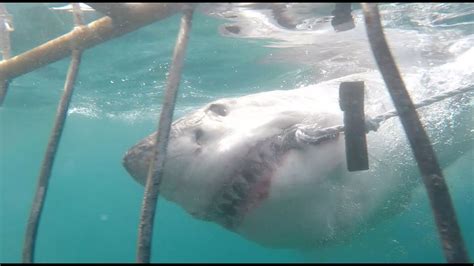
72,2,85,26
0,3,13,105
136,7,194,263
0,79,8,105
84,3,131,20
362,3,469,263
0,3,12,59
0,3,186,83
22,4,85,263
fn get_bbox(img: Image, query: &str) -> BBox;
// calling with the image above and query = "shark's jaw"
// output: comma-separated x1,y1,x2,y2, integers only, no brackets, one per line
201,130,312,230
122,122,340,231
121,85,346,235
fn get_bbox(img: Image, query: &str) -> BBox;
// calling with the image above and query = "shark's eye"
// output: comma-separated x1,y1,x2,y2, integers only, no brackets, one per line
224,25,240,34
208,103,228,117
194,128,204,144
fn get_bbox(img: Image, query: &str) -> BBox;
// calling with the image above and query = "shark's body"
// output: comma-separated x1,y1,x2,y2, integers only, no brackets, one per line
123,48,473,249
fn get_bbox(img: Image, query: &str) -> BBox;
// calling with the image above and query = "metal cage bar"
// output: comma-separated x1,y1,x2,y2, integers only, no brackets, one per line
0,3,13,105
22,3,85,263
136,7,194,263
83,3,131,20
361,3,469,263
0,3,187,102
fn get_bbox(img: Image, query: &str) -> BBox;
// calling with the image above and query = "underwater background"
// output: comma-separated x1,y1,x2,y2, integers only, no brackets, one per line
0,3,473,263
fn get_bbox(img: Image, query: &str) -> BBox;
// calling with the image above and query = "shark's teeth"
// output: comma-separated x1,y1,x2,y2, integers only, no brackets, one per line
212,170,255,221
225,187,243,201
219,172,254,203
207,136,283,229
216,203,237,216
221,192,235,202
241,170,257,183
232,178,249,198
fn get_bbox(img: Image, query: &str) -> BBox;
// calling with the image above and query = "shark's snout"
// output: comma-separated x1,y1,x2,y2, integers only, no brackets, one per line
122,135,156,186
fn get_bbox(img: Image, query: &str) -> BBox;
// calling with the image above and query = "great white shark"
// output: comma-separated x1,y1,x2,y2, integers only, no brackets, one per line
122,48,473,249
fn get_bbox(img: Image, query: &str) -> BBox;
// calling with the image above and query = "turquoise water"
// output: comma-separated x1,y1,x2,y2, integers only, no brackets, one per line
1,3,473,263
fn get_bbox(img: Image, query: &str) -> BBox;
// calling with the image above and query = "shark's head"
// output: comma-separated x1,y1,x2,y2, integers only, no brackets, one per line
122,87,348,235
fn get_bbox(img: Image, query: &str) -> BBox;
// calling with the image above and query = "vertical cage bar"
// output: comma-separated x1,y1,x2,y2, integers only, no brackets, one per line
0,3,13,105
22,4,85,263
136,7,194,263
0,3,12,59
361,3,469,263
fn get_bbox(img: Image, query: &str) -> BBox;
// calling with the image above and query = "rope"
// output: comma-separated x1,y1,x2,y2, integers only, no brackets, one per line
367,85,474,132
22,4,84,263
294,84,474,146
136,7,194,263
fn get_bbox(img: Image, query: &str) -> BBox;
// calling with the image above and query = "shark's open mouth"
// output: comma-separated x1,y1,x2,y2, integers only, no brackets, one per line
198,122,344,230
123,123,342,231
201,134,294,230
